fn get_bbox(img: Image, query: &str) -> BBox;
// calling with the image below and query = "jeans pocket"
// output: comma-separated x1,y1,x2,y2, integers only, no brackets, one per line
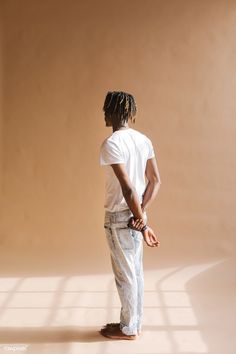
116,227,134,251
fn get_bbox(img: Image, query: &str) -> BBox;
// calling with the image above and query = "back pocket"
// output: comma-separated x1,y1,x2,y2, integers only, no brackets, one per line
116,227,134,251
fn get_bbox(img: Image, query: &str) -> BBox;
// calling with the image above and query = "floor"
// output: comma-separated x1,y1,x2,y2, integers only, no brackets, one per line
0,256,235,354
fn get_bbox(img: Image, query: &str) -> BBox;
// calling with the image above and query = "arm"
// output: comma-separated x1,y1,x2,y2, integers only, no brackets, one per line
141,157,161,212
110,163,145,221
110,163,160,247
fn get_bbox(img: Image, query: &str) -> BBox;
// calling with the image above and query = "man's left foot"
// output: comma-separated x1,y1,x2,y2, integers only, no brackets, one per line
100,326,138,340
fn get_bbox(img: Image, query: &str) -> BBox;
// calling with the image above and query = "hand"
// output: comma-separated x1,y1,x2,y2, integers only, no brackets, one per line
142,226,160,248
128,217,145,231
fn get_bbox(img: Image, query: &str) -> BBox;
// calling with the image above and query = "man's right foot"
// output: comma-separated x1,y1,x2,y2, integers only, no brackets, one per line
100,326,138,340
102,322,142,335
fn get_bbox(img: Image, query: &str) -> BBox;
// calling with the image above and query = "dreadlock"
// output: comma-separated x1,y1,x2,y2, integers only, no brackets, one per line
103,91,137,128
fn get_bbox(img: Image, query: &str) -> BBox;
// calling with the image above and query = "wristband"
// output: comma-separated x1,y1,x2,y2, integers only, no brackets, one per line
141,225,148,233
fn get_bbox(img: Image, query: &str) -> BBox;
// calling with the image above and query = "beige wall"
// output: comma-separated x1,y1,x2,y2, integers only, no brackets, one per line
1,0,236,276
0,2,2,208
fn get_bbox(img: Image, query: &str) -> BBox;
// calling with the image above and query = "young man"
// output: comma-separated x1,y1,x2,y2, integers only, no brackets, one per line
99,91,161,340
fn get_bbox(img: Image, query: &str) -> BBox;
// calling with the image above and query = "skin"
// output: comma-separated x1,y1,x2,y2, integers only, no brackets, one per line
104,112,161,248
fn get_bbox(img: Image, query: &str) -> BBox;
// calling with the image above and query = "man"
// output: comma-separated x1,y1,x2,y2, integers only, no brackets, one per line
99,91,161,340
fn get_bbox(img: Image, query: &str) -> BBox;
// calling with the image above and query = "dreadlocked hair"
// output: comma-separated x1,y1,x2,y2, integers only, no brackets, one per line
103,91,137,128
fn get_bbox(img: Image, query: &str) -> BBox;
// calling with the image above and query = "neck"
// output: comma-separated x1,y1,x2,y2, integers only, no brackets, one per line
112,123,130,133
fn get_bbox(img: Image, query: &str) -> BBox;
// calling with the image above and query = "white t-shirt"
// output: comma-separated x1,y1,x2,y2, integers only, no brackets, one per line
99,128,155,212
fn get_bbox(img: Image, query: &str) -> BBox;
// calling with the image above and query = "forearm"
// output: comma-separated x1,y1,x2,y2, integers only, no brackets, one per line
141,181,161,212
122,188,145,220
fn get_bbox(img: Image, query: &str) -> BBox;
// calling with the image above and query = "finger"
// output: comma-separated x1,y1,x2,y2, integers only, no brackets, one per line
144,236,153,247
151,234,159,244
136,218,144,224
129,218,137,228
152,238,159,245
152,237,159,243
134,220,143,228
137,224,145,231
133,221,144,230
132,225,140,231
146,241,153,247
133,221,140,228
153,238,160,245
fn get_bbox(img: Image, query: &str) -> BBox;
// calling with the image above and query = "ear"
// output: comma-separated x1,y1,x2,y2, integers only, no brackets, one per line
131,116,136,124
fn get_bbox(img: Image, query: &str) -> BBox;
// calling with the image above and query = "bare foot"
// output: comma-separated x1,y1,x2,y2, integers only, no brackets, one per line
102,322,120,329
100,326,138,340
102,323,142,335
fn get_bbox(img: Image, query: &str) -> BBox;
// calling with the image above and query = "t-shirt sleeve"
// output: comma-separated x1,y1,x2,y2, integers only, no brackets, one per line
100,139,125,165
146,137,155,159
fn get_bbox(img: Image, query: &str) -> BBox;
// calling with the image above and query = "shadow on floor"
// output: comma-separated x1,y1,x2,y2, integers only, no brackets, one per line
0,326,110,343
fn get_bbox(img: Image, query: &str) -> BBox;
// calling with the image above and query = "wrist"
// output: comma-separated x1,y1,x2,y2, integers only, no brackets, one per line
141,224,148,233
127,216,147,232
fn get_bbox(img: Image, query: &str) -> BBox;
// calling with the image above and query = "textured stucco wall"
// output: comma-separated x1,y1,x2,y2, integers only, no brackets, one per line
1,0,236,276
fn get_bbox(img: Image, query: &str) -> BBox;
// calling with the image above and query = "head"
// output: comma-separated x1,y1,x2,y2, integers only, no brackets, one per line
103,91,137,129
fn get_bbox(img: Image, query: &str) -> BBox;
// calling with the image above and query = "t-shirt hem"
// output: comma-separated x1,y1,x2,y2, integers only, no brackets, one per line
100,160,125,166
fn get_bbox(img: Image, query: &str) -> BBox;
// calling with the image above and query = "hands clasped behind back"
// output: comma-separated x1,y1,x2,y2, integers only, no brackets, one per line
127,217,160,248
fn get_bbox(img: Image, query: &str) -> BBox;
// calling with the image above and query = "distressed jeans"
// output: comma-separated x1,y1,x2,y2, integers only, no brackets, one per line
104,208,147,336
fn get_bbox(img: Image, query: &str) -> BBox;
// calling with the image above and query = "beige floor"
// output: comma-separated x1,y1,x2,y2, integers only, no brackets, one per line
0,255,235,354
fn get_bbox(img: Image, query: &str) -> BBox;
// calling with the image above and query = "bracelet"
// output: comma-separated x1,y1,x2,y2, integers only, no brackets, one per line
141,225,148,233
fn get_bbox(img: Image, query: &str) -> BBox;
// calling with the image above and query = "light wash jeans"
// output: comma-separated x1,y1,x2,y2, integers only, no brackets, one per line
104,208,147,335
